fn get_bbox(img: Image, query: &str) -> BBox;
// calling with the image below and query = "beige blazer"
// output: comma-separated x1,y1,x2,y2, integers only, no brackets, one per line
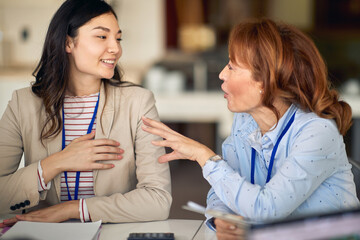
0,82,172,223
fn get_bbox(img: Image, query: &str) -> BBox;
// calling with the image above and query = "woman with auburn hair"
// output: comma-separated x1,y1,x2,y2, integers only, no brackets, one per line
0,0,171,226
142,18,359,239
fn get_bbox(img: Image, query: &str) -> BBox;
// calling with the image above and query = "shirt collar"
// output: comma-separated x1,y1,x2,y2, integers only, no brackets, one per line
264,104,297,146
235,104,298,150
236,113,259,140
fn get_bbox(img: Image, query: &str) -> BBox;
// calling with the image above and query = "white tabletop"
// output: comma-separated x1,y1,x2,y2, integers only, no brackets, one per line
193,221,217,240
0,216,215,240
99,219,206,240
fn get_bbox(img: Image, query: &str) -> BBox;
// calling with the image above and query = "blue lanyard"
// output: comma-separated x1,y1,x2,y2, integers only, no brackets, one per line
62,94,100,200
251,111,296,184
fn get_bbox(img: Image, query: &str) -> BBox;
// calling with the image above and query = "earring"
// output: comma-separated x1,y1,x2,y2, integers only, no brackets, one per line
259,90,263,94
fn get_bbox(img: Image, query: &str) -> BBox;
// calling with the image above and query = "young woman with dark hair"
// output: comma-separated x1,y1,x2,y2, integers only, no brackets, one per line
142,18,359,239
0,0,171,226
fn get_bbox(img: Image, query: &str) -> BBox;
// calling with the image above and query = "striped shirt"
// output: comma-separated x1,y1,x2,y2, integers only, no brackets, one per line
60,93,99,202
37,92,99,222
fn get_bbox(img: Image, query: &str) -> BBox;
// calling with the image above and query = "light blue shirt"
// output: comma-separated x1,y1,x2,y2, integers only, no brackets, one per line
203,104,359,229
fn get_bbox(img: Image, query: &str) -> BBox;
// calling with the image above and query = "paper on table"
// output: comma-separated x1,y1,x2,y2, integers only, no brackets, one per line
182,201,206,215
1,220,102,240
182,201,252,228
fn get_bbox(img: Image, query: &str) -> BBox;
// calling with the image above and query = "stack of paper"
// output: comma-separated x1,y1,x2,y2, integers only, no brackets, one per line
1,220,102,240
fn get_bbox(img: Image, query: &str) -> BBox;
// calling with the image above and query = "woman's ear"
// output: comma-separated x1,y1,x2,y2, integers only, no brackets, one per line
256,81,264,94
65,36,74,53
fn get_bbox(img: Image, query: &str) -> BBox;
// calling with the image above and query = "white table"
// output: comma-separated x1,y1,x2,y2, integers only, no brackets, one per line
0,216,216,240
99,219,208,240
193,221,218,240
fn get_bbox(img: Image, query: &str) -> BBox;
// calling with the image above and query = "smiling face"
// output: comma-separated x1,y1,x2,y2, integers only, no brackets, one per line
66,12,122,85
219,60,263,113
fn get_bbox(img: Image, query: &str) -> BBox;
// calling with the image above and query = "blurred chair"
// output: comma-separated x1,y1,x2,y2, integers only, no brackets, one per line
349,159,360,200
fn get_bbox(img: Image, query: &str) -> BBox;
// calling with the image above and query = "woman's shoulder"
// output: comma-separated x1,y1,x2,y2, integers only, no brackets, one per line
11,86,42,104
295,107,336,126
5,87,43,120
14,86,33,94
293,107,339,136
106,82,155,106
107,82,151,96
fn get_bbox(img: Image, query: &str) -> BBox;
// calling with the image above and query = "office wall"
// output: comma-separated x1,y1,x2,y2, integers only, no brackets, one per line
0,0,165,84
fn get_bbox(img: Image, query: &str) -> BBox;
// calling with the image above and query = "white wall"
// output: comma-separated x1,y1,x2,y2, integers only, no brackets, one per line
0,1,63,67
114,0,165,84
0,0,166,84
115,0,165,68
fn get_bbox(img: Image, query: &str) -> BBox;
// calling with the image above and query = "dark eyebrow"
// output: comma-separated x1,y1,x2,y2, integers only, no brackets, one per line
92,26,122,34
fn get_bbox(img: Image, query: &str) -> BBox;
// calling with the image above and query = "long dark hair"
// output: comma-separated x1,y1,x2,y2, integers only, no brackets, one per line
229,18,352,135
32,0,124,141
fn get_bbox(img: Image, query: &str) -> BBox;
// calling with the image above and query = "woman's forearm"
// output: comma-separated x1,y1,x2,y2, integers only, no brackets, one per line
40,152,64,185
197,147,216,167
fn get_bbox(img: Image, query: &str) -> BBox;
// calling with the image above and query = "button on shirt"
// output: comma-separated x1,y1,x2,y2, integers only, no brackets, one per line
203,104,360,227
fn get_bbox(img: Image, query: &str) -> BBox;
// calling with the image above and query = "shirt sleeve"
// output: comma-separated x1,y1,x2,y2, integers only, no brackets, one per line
203,119,347,222
204,187,236,231
79,199,91,222
37,161,51,191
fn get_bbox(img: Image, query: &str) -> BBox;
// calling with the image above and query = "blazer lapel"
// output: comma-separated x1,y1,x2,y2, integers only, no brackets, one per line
93,82,115,184
46,113,63,202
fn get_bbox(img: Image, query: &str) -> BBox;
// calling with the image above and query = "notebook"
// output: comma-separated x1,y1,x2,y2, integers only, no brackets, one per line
1,220,102,240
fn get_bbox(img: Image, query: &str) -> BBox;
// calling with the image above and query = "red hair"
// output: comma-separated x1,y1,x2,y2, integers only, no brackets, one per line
229,18,352,135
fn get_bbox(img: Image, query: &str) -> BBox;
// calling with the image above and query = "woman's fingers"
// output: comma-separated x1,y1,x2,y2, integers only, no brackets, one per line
14,201,78,223
81,153,123,169
215,218,237,232
142,116,215,164
158,151,184,163
142,124,173,140
93,153,123,161
91,162,116,169
217,232,244,240
151,139,171,148
215,218,246,239
142,116,168,129
71,132,120,148
89,138,120,147
1,217,18,227
59,136,124,172
142,116,182,137
72,130,96,143
151,140,189,162
143,124,186,144
92,145,124,154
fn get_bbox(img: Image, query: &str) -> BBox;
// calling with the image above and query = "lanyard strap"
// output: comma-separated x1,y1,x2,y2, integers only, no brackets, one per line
251,111,296,184
62,94,100,200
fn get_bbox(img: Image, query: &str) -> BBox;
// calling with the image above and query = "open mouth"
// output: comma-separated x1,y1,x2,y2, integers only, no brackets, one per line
221,85,227,94
101,59,116,64
221,86,229,98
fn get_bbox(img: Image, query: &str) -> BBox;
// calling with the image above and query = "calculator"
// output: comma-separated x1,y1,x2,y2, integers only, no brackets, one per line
127,232,175,240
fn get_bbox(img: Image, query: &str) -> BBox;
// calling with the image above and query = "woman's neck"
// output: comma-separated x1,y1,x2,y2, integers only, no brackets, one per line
66,78,101,96
251,100,290,135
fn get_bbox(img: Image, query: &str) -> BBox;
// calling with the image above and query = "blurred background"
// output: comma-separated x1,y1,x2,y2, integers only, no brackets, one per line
0,0,360,220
